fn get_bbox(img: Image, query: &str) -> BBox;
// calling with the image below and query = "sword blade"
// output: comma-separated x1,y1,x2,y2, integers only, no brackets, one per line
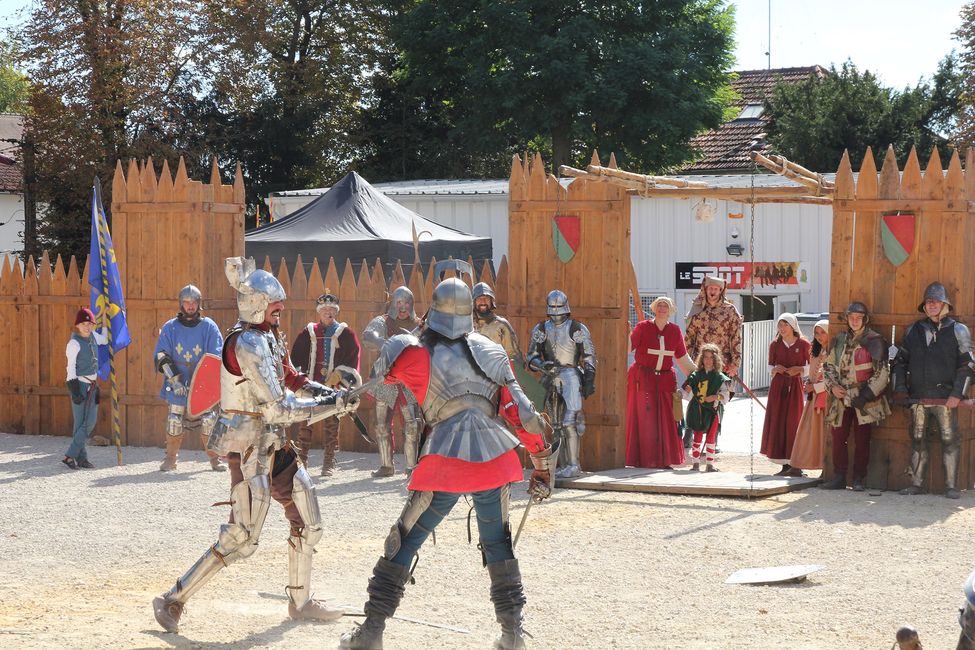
512,499,533,549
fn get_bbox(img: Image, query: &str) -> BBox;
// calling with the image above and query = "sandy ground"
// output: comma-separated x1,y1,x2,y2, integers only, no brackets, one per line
1,399,973,649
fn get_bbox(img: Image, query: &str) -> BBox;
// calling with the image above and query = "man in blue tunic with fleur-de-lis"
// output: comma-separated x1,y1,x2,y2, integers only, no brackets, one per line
153,285,225,471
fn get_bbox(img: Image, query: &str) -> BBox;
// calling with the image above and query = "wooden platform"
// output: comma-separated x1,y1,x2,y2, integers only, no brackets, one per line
555,468,821,498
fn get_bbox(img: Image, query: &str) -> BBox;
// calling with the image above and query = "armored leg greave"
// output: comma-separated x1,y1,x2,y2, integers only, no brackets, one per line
287,465,323,610
161,405,185,471
161,473,271,605
488,559,527,650
907,405,931,488
339,557,412,650
402,417,419,476
373,403,394,477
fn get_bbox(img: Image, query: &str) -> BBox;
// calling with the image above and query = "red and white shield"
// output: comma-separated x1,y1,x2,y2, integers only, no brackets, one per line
187,353,222,417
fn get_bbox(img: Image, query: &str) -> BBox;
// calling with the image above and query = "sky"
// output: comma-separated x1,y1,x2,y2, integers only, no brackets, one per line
732,0,968,88
0,0,968,91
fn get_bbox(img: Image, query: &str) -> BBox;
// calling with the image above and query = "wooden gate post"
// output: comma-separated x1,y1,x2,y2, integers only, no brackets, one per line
827,146,975,491
506,152,632,471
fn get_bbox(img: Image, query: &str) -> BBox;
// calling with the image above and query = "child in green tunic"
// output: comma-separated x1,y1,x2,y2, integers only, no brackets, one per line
681,343,731,471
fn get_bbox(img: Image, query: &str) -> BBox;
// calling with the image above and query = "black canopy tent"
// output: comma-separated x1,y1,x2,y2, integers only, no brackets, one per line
246,172,493,278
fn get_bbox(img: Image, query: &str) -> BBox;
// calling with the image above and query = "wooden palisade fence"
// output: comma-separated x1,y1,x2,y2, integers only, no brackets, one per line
0,152,633,470
827,146,975,491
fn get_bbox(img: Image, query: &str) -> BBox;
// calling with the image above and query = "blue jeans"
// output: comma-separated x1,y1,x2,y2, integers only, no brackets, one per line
391,487,513,567
66,384,98,461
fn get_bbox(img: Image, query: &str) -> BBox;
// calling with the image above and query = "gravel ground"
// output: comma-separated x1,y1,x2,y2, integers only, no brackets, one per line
1,429,973,650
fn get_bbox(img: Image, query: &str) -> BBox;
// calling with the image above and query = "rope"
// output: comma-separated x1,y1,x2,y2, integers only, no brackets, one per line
747,160,758,496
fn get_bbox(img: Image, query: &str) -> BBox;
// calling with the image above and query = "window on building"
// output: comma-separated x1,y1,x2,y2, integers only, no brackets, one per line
736,104,764,120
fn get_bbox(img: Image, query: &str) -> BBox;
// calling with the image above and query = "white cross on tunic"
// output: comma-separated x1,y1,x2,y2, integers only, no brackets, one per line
646,335,674,371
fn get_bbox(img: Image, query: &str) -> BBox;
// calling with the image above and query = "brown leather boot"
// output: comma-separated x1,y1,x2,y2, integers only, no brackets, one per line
288,598,344,622
160,434,182,471
322,421,339,476
296,425,314,467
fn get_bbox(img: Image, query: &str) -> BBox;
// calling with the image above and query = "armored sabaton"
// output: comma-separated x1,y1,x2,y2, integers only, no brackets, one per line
526,314,596,475
160,322,346,614
362,303,422,476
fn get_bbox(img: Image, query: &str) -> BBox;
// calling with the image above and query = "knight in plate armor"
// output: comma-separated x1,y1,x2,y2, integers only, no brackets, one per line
525,289,596,479
362,286,422,477
152,257,356,633
153,284,226,472
892,282,973,499
339,278,557,650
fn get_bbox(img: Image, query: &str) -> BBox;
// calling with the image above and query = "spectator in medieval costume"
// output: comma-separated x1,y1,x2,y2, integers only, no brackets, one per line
892,282,973,499
821,302,891,491
626,296,696,469
789,319,830,471
153,285,226,472
63,308,107,470
760,313,810,477
681,343,731,472
683,275,743,447
290,292,361,476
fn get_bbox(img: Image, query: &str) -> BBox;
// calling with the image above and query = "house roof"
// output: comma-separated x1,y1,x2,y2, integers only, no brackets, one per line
0,154,21,193
682,66,826,174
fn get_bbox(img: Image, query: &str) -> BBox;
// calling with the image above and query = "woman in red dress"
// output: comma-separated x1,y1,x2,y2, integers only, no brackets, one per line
760,313,811,476
626,296,696,468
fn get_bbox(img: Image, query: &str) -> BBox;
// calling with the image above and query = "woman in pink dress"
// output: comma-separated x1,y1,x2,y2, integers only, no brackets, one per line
790,319,830,470
626,296,696,468
760,313,810,476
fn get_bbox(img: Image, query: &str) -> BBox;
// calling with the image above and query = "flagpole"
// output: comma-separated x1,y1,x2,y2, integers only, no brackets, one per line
94,189,123,465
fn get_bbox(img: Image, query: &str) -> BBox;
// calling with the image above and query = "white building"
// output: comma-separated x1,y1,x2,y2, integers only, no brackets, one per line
271,173,834,330
0,114,25,269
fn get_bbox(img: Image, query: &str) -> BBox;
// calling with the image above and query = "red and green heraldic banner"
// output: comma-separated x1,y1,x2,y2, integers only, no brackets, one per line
676,262,808,290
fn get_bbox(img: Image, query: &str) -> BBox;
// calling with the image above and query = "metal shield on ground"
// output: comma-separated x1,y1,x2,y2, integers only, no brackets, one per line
187,353,221,417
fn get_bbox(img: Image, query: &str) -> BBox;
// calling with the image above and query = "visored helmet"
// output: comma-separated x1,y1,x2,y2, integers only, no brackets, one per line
427,278,473,340
546,290,570,317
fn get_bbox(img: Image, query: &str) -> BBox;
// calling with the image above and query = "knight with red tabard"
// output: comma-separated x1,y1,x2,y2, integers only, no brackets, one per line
340,278,557,650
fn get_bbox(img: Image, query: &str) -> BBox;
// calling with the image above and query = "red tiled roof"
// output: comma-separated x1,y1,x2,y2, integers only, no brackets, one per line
683,66,826,173
0,155,20,192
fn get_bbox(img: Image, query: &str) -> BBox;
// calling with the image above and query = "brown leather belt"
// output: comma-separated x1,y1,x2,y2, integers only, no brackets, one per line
224,409,263,418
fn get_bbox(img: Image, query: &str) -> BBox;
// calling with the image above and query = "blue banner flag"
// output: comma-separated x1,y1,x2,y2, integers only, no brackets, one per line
88,179,131,380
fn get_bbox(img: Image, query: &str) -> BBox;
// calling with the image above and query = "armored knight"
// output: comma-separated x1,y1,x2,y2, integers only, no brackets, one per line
526,289,596,479
153,285,225,472
362,286,422,477
821,301,891,491
152,257,355,634
892,282,973,499
290,292,361,476
339,278,557,650
473,282,524,361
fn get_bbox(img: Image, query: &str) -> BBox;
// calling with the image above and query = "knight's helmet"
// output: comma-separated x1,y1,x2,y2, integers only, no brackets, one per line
427,278,473,340
472,282,496,310
546,289,571,324
387,286,417,321
225,257,286,325
918,282,952,313
844,301,870,326
177,284,203,322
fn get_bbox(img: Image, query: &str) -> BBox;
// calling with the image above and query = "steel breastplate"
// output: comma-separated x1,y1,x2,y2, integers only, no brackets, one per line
543,320,579,366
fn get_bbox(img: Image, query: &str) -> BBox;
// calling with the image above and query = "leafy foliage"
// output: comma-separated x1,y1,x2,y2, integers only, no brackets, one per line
764,60,961,172
357,0,737,179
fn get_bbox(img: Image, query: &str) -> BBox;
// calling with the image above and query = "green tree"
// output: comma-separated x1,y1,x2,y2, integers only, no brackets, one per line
0,44,29,114
953,2,975,150
357,0,736,179
764,60,961,172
